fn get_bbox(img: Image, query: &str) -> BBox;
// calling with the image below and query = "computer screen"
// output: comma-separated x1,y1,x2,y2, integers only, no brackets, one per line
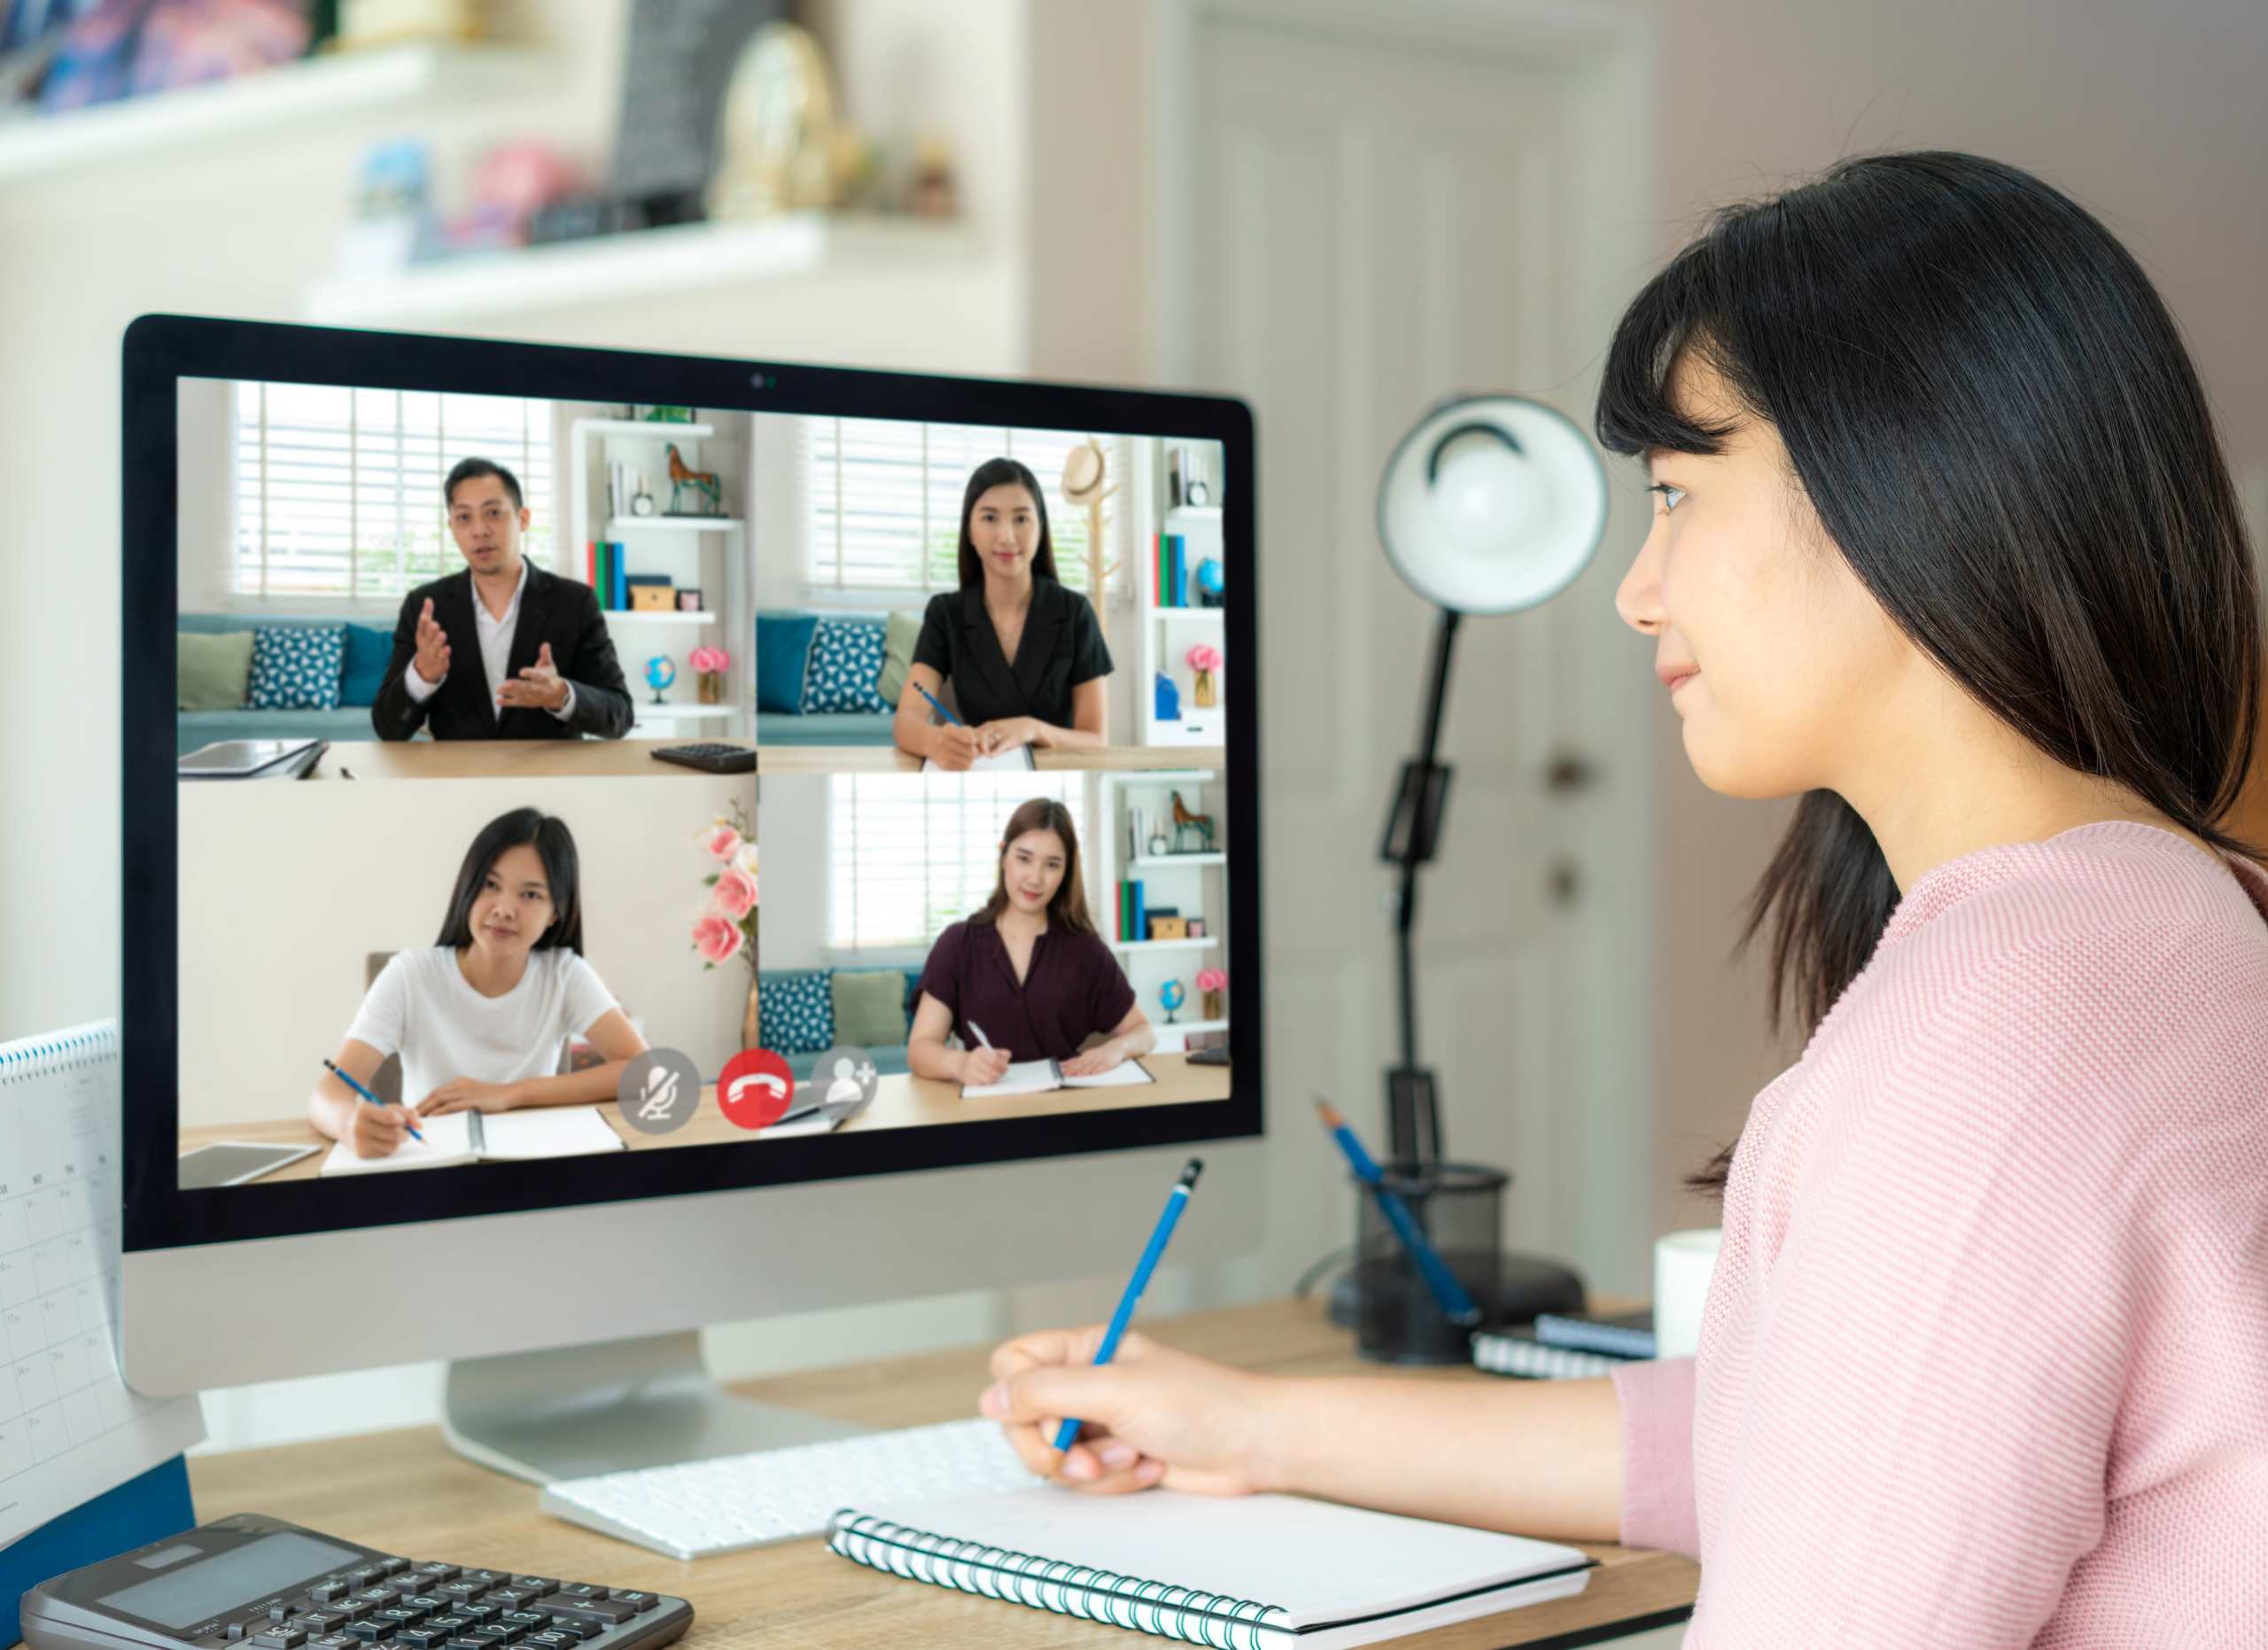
120,320,1262,1393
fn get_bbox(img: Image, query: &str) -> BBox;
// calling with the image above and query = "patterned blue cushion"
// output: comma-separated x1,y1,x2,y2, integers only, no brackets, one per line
800,618,889,715
758,971,835,1054
246,625,346,711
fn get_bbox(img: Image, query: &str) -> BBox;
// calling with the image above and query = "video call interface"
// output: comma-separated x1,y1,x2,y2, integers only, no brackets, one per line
174,379,1235,1191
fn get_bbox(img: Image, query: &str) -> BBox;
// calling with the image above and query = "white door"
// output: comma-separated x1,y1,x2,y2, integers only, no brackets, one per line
1164,0,1660,1296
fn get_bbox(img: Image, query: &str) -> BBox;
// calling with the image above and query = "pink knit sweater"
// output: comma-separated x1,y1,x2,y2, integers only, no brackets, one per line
1612,822,2268,1646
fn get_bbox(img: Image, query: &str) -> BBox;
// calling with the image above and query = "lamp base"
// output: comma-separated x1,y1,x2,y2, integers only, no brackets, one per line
1327,1250,1587,1341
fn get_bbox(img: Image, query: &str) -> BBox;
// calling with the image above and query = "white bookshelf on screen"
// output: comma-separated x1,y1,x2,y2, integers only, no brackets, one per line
1095,769,1229,1053
566,419,750,738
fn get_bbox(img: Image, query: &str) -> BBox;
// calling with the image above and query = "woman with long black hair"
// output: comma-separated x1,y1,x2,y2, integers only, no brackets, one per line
893,456,1113,770
971,154,2268,1643
308,808,649,1158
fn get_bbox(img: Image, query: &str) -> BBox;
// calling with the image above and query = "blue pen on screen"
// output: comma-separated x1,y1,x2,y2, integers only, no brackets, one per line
1313,1099,1480,1327
1052,1158,1203,1453
323,1058,426,1143
915,682,964,727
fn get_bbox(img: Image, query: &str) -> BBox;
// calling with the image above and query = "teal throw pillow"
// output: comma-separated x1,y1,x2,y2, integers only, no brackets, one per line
758,970,835,1054
246,625,346,710
801,618,890,714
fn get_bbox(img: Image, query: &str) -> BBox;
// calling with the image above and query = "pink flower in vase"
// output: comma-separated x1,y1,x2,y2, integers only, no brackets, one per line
698,821,742,861
689,646,730,675
712,866,758,921
1185,642,1223,673
694,912,744,965
1195,969,1227,994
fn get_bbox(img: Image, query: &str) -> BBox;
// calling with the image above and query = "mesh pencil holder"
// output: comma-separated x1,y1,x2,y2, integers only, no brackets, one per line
1351,1161,1505,1364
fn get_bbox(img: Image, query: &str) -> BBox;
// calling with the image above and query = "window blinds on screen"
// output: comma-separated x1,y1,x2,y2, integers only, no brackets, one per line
826,772,1092,952
231,382,553,598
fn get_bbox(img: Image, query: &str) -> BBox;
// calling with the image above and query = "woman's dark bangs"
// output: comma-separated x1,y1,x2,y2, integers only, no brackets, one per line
1596,253,1741,459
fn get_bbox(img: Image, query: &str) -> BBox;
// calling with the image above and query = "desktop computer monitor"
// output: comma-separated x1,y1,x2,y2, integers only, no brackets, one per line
120,316,1263,1478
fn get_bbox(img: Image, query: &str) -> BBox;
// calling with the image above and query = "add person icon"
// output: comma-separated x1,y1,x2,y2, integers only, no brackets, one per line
814,1045,880,1124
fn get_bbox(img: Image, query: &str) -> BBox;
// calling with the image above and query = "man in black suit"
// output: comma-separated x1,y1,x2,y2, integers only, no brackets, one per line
373,458,634,741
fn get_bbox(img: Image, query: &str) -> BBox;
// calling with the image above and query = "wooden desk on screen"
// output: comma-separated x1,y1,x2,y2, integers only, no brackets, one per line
177,1055,1231,1183
309,740,749,781
184,1296,1698,1650
754,745,1226,774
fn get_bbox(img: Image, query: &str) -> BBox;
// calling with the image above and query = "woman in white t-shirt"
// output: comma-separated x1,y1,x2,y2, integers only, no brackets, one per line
308,807,649,1158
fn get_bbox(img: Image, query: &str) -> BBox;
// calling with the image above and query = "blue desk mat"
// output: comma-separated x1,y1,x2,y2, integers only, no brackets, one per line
3,1456,195,1649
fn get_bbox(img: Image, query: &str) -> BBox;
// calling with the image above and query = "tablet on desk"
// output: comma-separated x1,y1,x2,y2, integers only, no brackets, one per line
177,1141,319,1187
177,739,319,778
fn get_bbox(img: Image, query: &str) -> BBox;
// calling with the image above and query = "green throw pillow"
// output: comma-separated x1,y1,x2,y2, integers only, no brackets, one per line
831,969,909,1048
877,609,923,709
177,630,254,711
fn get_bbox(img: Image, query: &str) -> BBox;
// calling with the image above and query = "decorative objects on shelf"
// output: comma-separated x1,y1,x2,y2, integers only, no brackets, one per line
333,136,432,279
1186,642,1222,708
1147,915,1189,941
691,804,761,1047
1196,557,1225,607
1171,790,1216,853
631,492,657,516
1158,978,1186,1025
677,588,705,612
706,19,879,222
643,655,677,704
1196,968,1226,1021
631,582,677,612
690,645,729,704
666,442,723,516
1154,672,1180,722
39,0,311,116
443,136,578,253
908,133,955,217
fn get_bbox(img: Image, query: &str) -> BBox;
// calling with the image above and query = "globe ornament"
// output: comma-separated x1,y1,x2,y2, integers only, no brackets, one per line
1158,978,1187,1024
645,655,678,704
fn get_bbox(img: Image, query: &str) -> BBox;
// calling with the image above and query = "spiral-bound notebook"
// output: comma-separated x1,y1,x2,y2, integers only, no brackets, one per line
827,1486,1594,1649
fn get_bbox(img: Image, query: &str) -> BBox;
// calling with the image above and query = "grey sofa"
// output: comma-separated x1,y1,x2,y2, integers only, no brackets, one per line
176,612,391,756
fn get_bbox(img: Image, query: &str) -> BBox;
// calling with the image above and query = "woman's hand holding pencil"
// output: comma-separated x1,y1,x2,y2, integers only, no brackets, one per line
980,1325,1280,1497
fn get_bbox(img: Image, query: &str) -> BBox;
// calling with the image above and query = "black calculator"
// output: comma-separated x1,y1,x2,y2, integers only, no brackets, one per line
649,743,755,774
20,1514,691,1650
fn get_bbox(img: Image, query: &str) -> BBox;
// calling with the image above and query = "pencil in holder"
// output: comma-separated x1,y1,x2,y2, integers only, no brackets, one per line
1351,1161,1505,1364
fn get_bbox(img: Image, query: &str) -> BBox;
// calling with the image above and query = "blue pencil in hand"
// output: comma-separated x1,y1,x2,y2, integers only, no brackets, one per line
1052,1158,1203,1453
323,1057,426,1144
1313,1099,1480,1327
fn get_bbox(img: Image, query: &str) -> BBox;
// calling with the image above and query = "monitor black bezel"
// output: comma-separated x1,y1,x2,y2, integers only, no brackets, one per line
122,314,1262,1253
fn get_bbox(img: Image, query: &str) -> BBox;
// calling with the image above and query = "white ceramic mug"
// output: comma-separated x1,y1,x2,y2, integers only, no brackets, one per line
1653,1227,1722,1360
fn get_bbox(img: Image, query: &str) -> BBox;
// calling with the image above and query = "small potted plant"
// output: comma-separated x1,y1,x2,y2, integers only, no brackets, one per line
1186,642,1223,708
691,803,761,1046
1196,968,1226,1021
690,645,730,704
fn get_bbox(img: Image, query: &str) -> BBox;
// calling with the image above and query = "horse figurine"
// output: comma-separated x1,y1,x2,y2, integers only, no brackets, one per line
1171,790,1216,853
666,444,722,516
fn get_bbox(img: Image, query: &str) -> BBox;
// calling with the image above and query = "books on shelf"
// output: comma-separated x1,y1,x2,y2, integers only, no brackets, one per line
1117,878,1146,944
586,541,633,610
1154,532,1191,608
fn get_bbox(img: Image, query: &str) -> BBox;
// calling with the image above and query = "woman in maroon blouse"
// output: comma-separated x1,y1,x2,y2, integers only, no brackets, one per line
908,798,1154,1086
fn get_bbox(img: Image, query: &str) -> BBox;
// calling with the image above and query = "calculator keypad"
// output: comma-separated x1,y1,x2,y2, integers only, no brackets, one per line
188,1558,682,1650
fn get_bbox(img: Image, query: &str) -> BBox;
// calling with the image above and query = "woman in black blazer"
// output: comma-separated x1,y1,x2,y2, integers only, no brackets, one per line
894,457,1113,770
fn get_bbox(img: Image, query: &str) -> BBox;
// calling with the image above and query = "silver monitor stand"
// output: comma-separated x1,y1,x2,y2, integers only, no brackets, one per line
439,1331,869,1484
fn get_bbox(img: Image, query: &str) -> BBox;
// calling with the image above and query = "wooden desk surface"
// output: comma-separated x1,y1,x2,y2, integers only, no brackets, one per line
307,741,750,781
754,745,1226,774
186,1297,1696,1650
178,1055,1231,1182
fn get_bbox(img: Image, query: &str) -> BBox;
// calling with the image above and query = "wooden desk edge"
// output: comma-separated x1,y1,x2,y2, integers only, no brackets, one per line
184,1298,1697,1649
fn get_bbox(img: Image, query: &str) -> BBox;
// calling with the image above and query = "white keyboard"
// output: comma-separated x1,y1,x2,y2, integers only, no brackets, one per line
537,1419,1037,1560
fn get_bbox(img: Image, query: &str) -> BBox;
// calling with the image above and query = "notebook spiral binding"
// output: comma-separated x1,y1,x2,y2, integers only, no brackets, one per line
829,1512,1290,1649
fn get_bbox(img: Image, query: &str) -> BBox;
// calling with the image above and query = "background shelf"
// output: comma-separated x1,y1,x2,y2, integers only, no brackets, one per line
0,43,551,187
